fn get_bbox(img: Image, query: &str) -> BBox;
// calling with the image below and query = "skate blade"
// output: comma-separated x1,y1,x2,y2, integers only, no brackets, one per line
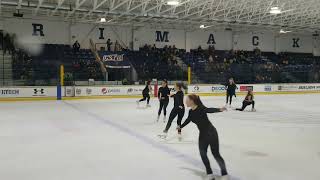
157,134,167,139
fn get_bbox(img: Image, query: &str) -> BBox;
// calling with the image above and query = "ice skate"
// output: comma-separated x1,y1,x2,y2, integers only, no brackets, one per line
146,104,151,108
178,132,182,141
217,175,229,180
158,131,167,139
156,115,160,122
163,116,166,123
252,108,256,112
177,127,182,141
206,174,216,180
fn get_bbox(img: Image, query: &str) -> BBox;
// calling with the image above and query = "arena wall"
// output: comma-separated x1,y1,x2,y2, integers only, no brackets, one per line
1,84,320,101
2,18,320,54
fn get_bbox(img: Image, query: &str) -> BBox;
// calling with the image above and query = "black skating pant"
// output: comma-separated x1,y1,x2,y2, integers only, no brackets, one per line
199,128,228,176
226,92,235,105
139,94,150,104
164,107,184,132
158,99,169,116
236,100,255,111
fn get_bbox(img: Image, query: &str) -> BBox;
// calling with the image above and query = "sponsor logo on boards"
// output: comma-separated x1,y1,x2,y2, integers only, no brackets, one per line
240,86,253,92
1,89,19,95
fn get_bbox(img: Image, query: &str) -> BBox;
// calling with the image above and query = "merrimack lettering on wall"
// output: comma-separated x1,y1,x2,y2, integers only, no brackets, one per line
293,38,300,48
156,31,169,42
99,28,105,39
252,36,259,46
207,34,216,45
32,23,45,36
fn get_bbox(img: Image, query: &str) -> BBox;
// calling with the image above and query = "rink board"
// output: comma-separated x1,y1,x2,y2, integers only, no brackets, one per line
1,83,320,101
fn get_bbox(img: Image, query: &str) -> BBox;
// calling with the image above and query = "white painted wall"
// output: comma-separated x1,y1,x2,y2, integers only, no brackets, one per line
133,27,185,50
3,18,69,44
1,17,317,55
2,18,132,49
275,34,313,53
186,30,232,51
70,23,132,49
233,32,275,52
312,36,320,56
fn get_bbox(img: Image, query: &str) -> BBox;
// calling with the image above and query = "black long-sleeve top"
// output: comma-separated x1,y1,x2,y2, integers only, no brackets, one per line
158,86,170,100
226,83,237,94
181,105,221,133
244,94,254,102
143,85,150,94
172,90,184,108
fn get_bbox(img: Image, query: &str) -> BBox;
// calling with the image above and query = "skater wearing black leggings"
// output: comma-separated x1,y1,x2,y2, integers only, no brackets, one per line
157,80,170,122
137,80,152,107
178,94,228,180
163,83,185,136
236,90,256,112
225,78,237,107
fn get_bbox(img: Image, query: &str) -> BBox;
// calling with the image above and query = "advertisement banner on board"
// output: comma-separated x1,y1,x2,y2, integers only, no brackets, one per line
72,86,151,97
188,85,227,94
0,87,56,98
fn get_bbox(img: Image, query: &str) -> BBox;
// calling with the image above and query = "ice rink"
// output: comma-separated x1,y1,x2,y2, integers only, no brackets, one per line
0,94,320,180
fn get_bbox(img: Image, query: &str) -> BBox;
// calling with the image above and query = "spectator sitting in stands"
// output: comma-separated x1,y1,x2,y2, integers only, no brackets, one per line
152,44,157,51
209,55,214,63
208,45,215,56
73,40,80,52
163,45,168,51
254,47,261,57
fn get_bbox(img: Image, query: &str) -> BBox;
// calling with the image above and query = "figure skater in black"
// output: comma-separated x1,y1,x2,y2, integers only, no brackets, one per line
162,82,185,137
137,80,152,107
236,90,256,112
178,94,228,180
157,80,170,122
225,78,237,107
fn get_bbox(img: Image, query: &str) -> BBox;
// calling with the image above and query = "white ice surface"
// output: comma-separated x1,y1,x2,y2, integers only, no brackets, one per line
0,94,320,180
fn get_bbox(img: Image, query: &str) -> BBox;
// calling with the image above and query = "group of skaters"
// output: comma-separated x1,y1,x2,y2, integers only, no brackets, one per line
136,78,256,180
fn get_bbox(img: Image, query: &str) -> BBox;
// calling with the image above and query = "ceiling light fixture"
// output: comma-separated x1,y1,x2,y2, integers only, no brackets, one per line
167,0,180,6
280,29,291,34
200,24,212,29
270,7,282,14
100,17,106,22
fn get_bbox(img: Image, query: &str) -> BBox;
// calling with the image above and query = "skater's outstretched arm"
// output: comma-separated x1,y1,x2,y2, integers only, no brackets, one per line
205,107,227,113
180,116,191,129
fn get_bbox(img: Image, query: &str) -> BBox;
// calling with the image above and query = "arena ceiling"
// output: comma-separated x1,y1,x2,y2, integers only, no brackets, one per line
0,0,319,33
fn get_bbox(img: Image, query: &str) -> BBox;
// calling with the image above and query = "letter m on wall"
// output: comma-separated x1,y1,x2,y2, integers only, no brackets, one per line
155,31,169,42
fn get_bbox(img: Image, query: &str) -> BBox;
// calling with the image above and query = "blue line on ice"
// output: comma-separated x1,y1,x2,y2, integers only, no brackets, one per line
63,101,240,180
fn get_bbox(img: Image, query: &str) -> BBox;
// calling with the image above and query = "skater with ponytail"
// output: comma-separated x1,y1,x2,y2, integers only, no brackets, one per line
225,78,238,107
157,80,170,122
162,82,185,137
137,80,152,107
178,94,229,180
